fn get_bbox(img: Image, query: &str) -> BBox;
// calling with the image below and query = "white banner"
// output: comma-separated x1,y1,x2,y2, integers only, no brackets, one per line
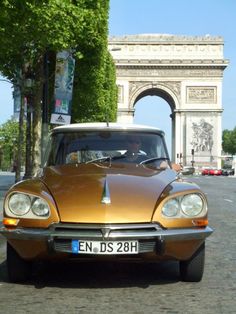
50,113,71,125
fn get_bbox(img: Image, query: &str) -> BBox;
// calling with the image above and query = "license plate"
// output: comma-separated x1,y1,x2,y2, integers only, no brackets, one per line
71,240,139,255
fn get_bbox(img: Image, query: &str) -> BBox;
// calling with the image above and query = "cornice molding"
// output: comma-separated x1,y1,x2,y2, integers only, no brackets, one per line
109,34,224,44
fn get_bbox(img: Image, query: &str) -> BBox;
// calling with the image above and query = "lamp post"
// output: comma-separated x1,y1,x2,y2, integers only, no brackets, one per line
23,78,34,179
191,149,195,167
41,51,49,163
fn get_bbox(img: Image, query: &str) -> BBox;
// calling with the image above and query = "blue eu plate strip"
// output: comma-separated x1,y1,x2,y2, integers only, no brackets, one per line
72,240,79,253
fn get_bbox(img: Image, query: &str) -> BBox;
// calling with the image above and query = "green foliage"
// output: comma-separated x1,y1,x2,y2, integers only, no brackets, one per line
0,120,25,170
71,0,117,122
103,51,118,121
0,0,117,174
72,49,117,123
0,0,117,123
222,128,236,155
0,0,91,81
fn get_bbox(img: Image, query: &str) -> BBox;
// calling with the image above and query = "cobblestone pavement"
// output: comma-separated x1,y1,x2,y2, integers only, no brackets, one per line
0,174,236,314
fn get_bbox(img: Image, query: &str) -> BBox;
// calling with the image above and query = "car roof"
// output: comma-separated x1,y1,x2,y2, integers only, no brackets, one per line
52,122,165,135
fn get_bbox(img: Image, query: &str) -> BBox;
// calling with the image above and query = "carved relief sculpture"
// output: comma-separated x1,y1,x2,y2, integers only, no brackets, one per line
191,119,214,153
187,87,217,104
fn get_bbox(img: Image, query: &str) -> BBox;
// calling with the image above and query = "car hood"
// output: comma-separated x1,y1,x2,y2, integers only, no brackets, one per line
41,164,177,223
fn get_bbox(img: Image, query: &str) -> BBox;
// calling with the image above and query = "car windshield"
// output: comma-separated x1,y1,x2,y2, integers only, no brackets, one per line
45,130,169,166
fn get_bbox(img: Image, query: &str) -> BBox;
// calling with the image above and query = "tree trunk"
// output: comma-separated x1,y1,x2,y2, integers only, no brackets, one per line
31,60,44,176
31,88,43,176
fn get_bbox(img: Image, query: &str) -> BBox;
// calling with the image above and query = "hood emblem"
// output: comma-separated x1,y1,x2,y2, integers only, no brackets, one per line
101,178,111,204
101,228,110,239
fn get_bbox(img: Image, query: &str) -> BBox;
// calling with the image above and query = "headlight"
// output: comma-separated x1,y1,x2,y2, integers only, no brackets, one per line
31,198,50,216
161,193,206,218
6,192,50,219
162,199,179,217
181,194,203,217
8,193,31,216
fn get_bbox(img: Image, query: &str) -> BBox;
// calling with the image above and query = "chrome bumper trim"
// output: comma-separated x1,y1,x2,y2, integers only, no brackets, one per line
0,222,213,242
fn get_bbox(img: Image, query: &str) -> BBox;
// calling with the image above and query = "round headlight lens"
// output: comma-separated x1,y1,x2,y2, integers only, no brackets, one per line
162,199,179,217
181,194,203,217
8,193,31,216
31,198,50,216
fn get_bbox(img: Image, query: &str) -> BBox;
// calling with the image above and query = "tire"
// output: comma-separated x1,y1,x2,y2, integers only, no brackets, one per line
7,242,32,283
179,242,205,282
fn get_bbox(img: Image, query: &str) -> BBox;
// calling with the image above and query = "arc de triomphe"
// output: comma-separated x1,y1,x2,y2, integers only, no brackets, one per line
108,34,228,168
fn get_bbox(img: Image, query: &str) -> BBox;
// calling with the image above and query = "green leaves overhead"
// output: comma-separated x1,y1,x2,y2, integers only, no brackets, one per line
0,0,109,77
0,0,117,124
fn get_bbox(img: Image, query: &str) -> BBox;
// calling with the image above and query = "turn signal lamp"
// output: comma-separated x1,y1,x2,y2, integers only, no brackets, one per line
192,219,208,227
3,218,19,227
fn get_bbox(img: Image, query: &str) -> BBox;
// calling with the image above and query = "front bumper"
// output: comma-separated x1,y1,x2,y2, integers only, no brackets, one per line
0,222,213,259
0,222,213,243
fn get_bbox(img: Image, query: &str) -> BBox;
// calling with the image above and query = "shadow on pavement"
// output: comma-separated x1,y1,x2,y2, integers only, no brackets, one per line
0,259,180,288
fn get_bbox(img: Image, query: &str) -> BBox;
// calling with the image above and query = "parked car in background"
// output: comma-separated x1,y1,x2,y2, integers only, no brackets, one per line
0,123,213,283
201,167,211,175
222,168,235,176
209,168,222,176
202,167,222,176
181,166,195,175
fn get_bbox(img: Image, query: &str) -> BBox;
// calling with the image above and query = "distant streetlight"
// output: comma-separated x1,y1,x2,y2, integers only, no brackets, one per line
191,149,195,167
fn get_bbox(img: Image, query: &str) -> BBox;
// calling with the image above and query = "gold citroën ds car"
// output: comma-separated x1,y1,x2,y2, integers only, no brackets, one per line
0,123,213,282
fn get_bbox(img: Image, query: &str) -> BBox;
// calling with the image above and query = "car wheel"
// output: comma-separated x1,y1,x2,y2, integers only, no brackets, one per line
179,242,205,282
7,242,32,283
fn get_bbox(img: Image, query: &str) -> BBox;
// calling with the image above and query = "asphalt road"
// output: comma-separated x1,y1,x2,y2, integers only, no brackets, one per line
0,173,236,314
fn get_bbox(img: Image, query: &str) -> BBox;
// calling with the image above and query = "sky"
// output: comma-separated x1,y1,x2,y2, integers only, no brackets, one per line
1,0,236,151
108,0,236,151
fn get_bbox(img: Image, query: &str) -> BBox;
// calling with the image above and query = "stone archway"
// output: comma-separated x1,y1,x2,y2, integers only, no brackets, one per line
130,82,179,159
108,34,228,167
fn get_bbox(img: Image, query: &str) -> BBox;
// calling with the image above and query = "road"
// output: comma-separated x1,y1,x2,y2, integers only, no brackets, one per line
0,173,236,314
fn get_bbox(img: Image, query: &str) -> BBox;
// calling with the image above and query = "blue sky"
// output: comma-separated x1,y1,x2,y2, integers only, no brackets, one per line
1,0,236,151
109,0,236,151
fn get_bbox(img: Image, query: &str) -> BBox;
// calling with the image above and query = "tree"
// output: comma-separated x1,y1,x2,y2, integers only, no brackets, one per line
72,47,117,123
0,0,117,177
222,128,236,155
71,1,117,122
0,120,25,171
0,0,89,177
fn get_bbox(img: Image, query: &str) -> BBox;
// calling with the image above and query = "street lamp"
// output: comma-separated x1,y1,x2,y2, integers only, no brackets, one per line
191,149,195,167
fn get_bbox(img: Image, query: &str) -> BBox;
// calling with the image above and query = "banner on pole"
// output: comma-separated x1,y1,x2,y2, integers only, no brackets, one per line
50,50,75,125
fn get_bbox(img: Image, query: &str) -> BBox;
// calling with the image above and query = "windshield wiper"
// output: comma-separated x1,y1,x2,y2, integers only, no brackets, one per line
139,157,170,167
85,156,112,164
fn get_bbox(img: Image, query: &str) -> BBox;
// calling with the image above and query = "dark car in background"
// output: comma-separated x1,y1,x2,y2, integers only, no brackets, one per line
222,168,235,176
181,166,195,175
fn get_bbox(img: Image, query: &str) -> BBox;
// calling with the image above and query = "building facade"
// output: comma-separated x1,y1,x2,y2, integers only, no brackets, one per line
108,34,228,167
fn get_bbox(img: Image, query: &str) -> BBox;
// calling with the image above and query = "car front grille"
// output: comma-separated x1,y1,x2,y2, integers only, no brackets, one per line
50,222,163,240
49,223,163,254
